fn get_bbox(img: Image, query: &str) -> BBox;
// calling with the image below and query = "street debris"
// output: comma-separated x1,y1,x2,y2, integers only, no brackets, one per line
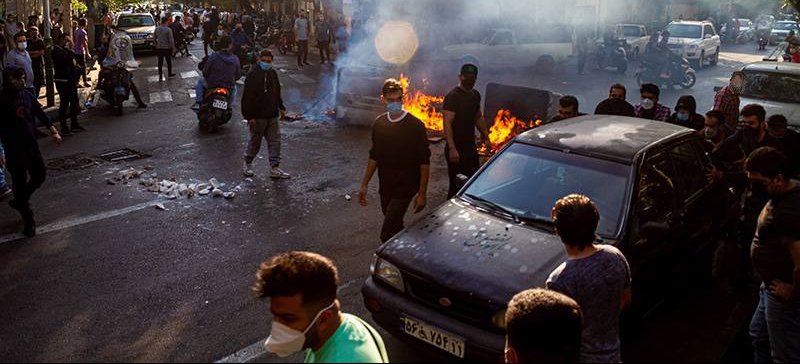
345,194,352,201
155,203,167,211
106,167,237,201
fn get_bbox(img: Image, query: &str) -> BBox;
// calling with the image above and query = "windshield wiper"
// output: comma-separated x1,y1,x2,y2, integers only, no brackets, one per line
463,193,521,223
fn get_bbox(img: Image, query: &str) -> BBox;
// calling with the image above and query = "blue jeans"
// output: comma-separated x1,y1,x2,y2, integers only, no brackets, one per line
750,283,800,363
195,78,237,106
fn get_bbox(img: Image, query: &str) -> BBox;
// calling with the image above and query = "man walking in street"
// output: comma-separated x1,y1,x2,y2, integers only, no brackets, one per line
634,83,671,122
546,194,631,363
155,17,176,82
295,12,310,67
714,71,744,130
358,78,431,243
0,67,62,237
505,288,582,363
26,27,45,98
52,33,85,134
242,50,290,180
443,64,490,198
73,18,91,88
314,15,332,65
744,147,800,363
253,251,389,363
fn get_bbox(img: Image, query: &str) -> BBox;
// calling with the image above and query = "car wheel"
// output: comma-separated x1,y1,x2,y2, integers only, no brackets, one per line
710,48,719,66
697,51,705,69
535,55,556,74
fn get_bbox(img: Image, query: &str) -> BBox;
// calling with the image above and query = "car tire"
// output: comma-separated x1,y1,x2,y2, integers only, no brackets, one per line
710,48,719,66
694,51,705,69
535,55,555,74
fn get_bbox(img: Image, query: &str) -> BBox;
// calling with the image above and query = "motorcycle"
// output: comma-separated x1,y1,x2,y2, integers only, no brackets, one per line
635,52,696,89
174,30,194,57
278,31,294,55
736,28,754,44
756,29,770,50
99,60,132,116
197,87,232,133
596,39,628,73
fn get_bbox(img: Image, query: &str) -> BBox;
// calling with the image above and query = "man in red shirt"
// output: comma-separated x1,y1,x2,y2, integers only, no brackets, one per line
713,71,745,130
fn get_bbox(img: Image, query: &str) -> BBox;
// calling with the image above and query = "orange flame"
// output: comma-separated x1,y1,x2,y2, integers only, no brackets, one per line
488,109,543,152
400,74,445,131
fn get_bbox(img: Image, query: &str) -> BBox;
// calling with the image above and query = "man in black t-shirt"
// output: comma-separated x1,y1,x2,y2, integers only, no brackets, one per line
744,147,800,363
26,27,45,98
358,79,431,243
443,64,490,198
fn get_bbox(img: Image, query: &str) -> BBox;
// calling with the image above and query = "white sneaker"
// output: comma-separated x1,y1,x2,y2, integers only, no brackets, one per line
243,162,255,177
270,167,291,179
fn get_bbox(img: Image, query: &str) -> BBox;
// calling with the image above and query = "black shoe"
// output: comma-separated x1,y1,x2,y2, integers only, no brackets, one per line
71,124,87,132
137,103,147,109
304,61,311,65
22,211,36,238
168,73,177,77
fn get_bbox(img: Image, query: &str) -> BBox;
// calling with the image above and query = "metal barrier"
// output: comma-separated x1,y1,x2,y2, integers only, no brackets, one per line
763,41,789,62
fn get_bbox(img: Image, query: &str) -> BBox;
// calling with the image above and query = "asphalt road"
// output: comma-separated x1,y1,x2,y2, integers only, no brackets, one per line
0,40,767,362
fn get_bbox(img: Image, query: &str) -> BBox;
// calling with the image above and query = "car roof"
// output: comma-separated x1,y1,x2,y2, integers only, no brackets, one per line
742,61,800,75
514,115,694,164
669,20,709,25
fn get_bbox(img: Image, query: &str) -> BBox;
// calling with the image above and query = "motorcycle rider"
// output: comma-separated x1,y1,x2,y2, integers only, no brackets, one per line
196,36,241,110
96,54,147,109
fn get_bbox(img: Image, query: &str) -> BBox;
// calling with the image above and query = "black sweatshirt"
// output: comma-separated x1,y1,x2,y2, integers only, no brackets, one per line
369,112,431,198
241,67,285,120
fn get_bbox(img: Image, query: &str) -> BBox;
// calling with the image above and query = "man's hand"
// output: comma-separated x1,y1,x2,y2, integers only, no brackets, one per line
358,185,368,206
706,166,722,183
448,145,460,164
413,193,427,213
279,110,286,120
769,280,794,302
52,131,62,145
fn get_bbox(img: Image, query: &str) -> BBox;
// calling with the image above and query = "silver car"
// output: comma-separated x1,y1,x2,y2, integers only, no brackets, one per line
114,13,157,52
739,61,800,131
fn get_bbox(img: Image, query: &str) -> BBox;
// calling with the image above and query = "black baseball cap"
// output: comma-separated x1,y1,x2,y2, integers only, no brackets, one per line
460,63,478,76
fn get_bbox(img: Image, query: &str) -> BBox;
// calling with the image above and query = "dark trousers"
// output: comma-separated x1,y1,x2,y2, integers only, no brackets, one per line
6,152,46,213
297,40,309,65
380,193,413,243
55,81,80,129
75,53,88,83
129,81,146,105
156,49,173,77
446,145,480,198
318,41,330,63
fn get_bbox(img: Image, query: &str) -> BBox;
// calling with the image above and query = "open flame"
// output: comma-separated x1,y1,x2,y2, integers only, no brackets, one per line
488,109,543,151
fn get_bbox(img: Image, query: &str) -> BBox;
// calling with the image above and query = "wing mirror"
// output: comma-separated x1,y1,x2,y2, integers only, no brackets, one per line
455,174,469,191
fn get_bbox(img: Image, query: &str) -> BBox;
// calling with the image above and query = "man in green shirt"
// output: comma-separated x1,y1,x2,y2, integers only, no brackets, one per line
253,251,389,363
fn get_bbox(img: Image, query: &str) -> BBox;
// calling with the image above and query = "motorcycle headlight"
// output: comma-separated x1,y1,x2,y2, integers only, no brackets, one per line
492,309,507,329
371,256,405,293
116,61,126,68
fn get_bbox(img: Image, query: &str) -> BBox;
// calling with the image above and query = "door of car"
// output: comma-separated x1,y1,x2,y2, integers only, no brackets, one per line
703,24,718,54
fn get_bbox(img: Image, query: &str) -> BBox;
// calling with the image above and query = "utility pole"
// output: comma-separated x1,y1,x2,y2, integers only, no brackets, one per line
43,0,56,107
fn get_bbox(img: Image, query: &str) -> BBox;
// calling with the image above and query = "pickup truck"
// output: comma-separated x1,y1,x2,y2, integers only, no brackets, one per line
616,23,649,60
439,28,573,74
664,20,721,69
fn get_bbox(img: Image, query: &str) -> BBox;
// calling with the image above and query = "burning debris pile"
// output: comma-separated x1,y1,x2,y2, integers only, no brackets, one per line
485,109,543,153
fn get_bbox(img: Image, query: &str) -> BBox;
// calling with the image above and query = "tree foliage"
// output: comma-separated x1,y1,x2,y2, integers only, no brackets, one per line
785,0,800,14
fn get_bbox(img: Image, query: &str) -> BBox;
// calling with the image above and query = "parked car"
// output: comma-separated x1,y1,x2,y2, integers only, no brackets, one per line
362,116,732,361
616,23,649,60
439,28,573,74
664,20,721,69
770,20,800,45
733,18,752,33
738,61,800,131
114,13,157,52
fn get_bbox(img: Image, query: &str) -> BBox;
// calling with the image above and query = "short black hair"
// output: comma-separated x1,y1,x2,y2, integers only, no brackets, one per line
161,17,169,24
253,251,339,310
745,147,790,179
767,114,788,129
506,288,582,363
13,31,26,41
610,83,626,97
741,104,766,122
78,18,87,27
216,35,232,49
705,110,725,124
595,99,635,117
552,194,599,249
382,78,404,96
559,95,579,111
640,83,660,97
260,49,274,58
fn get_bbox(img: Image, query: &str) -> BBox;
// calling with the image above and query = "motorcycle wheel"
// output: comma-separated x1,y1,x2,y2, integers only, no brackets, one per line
680,72,697,89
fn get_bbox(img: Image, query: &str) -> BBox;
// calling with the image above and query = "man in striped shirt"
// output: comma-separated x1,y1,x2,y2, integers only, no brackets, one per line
714,71,745,130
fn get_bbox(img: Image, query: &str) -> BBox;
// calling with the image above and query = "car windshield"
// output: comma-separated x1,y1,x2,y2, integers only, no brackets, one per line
775,22,798,30
742,71,800,104
622,26,641,37
461,143,630,237
666,24,702,38
117,15,154,27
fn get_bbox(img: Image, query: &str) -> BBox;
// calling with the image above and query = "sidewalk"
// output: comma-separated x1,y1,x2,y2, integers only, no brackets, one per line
40,64,101,122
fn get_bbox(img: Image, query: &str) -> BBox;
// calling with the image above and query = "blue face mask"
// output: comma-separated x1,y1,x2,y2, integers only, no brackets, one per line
387,101,403,112
257,61,272,71
677,112,690,121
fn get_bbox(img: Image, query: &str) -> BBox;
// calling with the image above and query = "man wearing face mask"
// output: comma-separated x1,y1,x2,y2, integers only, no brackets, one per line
744,147,800,363
5,32,35,92
253,251,388,363
242,50,289,180
594,83,635,117
714,71,744,131
666,95,704,131
634,83,670,122
443,64,490,198
358,79,431,243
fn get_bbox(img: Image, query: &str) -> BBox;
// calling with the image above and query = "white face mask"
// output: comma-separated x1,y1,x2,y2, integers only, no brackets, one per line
217,30,224,36
17,41,27,50
264,302,335,358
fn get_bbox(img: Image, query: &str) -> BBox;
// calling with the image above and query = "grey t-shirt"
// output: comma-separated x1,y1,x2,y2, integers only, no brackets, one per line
546,245,631,363
154,25,175,50
5,49,34,88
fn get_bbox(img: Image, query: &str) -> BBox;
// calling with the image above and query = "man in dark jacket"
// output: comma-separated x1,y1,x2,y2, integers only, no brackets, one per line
52,33,84,134
195,36,241,110
241,50,289,179
0,67,62,237
666,95,705,131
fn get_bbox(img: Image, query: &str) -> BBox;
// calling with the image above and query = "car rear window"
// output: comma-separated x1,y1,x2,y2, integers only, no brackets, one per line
118,15,155,27
622,26,642,37
742,71,800,104
665,24,702,39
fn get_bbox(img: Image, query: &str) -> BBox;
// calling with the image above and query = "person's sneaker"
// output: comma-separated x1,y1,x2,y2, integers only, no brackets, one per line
0,186,12,199
191,103,201,111
243,162,255,177
270,167,291,179
137,103,148,109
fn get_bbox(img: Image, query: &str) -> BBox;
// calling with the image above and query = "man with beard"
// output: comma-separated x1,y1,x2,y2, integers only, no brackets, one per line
443,64,490,198
714,71,745,131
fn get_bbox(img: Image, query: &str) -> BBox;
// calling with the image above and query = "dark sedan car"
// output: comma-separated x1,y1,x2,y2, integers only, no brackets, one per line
362,115,733,361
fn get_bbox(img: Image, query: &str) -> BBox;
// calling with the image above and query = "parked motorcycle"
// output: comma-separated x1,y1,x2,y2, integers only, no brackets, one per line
197,87,232,133
174,31,194,57
98,60,132,116
596,40,628,73
635,52,696,89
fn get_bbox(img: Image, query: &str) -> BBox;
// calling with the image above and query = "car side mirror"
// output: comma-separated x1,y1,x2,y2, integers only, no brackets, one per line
705,34,712,39
714,86,722,92
455,174,469,190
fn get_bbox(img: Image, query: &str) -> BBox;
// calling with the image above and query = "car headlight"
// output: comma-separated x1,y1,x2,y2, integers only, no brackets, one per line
492,309,507,329
371,256,405,293
689,44,699,50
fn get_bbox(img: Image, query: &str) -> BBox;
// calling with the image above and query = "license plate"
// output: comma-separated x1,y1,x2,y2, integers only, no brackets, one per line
212,100,228,109
401,316,465,358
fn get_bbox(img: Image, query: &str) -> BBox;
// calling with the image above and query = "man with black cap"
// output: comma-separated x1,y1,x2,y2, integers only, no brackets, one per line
443,64,490,198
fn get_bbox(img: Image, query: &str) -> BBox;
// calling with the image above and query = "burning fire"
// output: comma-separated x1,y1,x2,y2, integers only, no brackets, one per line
397,74,542,153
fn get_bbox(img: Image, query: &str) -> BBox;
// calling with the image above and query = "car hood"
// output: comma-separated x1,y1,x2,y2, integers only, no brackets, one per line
668,38,702,46
378,200,568,304
740,96,800,126
119,26,155,34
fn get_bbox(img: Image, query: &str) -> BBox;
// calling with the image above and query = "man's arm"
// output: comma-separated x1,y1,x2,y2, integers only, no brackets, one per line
32,99,61,144
358,159,378,206
414,164,430,213
475,111,490,148
443,110,459,163
770,240,800,302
